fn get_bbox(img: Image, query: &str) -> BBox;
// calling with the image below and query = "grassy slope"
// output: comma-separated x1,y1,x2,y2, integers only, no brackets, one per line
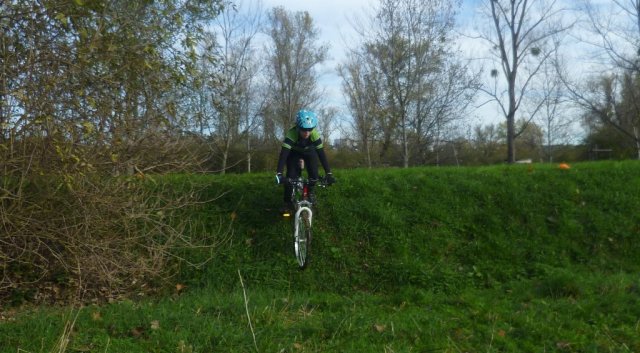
1,161,639,352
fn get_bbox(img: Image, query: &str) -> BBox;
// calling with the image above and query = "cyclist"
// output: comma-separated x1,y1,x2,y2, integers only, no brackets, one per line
275,109,335,212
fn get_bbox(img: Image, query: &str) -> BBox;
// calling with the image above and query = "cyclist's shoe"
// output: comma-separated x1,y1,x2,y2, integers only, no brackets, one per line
279,202,293,216
325,172,336,185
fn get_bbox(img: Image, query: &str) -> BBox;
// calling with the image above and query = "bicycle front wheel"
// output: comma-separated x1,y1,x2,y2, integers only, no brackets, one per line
294,208,312,269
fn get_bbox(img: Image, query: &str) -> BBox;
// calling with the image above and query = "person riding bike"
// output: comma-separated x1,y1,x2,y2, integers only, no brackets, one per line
275,109,335,212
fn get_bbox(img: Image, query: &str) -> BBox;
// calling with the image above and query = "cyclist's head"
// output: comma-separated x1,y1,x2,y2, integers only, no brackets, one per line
296,109,318,132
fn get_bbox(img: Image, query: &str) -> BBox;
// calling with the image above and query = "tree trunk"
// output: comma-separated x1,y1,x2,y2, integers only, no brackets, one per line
507,113,516,163
221,136,232,175
634,126,640,160
402,118,409,168
221,150,228,175
246,135,252,173
547,121,553,163
507,70,517,163
362,136,372,168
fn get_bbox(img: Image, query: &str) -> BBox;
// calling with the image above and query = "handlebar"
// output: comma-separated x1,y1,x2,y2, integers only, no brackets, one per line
285,176,333,187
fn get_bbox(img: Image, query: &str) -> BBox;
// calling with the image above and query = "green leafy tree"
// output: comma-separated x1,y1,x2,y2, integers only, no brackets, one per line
0,0,226,304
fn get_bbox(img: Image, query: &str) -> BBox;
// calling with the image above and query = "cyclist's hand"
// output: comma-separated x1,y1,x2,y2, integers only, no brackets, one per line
275,172,284,185
326,173,336,185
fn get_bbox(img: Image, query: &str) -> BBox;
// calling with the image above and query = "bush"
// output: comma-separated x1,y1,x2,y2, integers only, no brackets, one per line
0,172,227,305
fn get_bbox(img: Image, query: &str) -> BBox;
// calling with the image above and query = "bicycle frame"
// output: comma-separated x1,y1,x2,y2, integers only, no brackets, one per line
285,177,325,269
287,178,314,204
281,157,330,268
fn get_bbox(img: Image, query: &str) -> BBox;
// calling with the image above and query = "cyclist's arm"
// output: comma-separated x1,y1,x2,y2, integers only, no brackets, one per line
317,147,331,174
311,131,331,174
276,127,298,173
277,130,298,174
276,146,290,174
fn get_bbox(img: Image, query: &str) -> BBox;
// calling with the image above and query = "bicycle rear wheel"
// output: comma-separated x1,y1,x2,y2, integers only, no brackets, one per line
294,208,312,269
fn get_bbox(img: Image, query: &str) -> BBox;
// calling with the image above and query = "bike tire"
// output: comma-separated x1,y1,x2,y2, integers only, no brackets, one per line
294,208,312,269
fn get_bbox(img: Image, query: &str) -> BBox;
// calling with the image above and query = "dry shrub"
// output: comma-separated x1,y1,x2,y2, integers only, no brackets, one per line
0,147,227,306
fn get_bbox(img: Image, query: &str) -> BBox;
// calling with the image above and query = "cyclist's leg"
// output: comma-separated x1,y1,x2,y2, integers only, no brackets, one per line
286,151,304,178
304,151,320,203
284,151,302,206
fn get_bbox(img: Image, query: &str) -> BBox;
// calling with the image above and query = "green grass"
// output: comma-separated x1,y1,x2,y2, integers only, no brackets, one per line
2,161,640,352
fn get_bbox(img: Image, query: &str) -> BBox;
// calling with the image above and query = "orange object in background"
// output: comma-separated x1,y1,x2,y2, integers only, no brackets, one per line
558,163,571,170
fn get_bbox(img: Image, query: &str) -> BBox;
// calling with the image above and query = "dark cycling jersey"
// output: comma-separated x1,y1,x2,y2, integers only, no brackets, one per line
276,126,331,174
281,126,324,152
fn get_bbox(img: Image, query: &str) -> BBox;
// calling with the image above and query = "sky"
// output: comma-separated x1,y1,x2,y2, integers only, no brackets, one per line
253,0,610,141
260,0,380,66
257,0,496,129
259,0,383,111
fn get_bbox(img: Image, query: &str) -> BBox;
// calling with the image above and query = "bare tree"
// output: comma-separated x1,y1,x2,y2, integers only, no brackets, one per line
209,0,264,174
472,123,505,164
474,0,573,163
374,0,458,167
534,55,575,162
338,51,382,168
578,0,640,73
263,7,328,140
564,71,640,159
568,0,640,159
412,59,481,165
345,0,475,167
317,107,339,145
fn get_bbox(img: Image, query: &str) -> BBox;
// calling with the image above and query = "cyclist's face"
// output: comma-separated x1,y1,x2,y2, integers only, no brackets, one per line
299,129,311,139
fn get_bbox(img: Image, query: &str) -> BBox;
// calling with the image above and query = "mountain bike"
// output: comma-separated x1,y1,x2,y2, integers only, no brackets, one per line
282,175,330,269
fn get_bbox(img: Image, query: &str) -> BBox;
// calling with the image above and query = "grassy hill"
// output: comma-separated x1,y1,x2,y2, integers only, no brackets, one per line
2,161,639,352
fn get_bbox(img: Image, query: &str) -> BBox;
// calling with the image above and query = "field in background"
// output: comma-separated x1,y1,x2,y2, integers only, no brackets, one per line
1,161,639,352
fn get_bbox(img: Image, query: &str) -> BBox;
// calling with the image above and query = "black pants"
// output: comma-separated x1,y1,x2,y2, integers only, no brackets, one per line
284,149,318,203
